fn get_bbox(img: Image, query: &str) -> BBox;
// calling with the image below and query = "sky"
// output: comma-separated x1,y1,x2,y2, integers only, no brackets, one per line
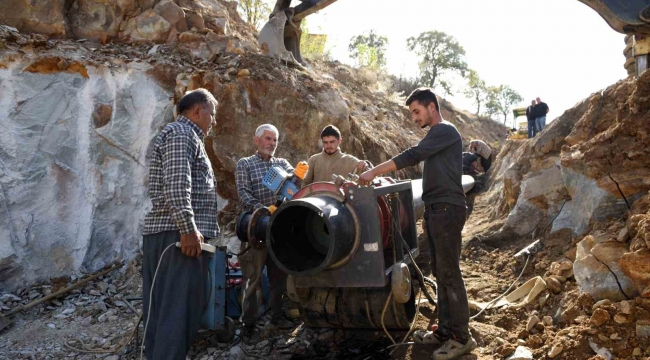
287,0,628,128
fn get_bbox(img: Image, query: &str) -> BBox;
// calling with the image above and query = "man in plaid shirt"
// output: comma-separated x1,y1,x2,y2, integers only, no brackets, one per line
236,124,295,340
142,88,219,360
468,139,493,173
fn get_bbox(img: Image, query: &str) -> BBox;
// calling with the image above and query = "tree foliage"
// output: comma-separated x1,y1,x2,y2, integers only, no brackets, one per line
486,85,523,124
348,30,388,69
406,31,468,95
462,70,489,116
237,0,271,30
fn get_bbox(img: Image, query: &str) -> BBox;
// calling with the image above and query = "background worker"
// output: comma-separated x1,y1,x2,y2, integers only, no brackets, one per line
303,124,369,185
468,139,493,173
534,97,550,133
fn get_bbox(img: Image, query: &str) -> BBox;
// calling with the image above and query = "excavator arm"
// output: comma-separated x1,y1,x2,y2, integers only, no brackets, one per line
577,0,650,35
259,0,650,74
259,0,338,65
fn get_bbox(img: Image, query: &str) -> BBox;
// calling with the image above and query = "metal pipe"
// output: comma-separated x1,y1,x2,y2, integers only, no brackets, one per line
267,195,358,276
411,179,425,221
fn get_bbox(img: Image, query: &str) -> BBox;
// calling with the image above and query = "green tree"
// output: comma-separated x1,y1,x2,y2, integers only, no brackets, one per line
348,30,388,69
486,85,523,124
462,70,489,116
406,31,468,95
237,0,272,30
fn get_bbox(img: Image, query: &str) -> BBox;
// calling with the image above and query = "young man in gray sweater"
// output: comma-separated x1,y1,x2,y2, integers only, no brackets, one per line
358,88,476,359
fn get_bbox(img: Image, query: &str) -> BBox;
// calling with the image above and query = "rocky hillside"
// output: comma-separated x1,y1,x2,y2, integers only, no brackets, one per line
0,1,505,291
477,68,650,308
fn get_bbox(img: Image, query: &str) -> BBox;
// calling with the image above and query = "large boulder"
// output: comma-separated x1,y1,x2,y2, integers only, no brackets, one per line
154,0,188,33
119,9,173,43
0,0,256,46
0,0,67,37
561,167,629,235
573,236,638,301
619,251,650,295
68,0,140,43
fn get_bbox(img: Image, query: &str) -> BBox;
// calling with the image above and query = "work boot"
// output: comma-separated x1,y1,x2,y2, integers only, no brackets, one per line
432,336,477,359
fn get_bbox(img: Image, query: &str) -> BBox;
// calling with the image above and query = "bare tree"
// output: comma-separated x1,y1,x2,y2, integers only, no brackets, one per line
462,70,489,116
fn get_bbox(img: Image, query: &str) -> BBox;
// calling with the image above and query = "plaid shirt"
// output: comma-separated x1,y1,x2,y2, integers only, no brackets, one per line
236,152,293,212
143,116,219,238
469,140,492,160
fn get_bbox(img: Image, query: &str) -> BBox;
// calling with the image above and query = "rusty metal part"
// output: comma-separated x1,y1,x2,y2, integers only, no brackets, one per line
298,285,416,329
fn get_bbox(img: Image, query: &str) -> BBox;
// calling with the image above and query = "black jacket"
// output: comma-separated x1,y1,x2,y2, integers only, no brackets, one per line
526,105,536,122
534,102,549,118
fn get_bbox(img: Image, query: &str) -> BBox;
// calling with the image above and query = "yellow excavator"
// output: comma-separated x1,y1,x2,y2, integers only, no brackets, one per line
509,107,530,140
259,0,650,77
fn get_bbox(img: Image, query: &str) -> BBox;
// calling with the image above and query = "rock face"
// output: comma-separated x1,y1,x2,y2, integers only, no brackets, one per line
0,59,174,289
0,0,256,45
484,70,650,243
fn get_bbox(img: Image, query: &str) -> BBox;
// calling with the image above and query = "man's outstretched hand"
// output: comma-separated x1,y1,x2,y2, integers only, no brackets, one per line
358,160,395,185
180,232,204,258
358,169,375,186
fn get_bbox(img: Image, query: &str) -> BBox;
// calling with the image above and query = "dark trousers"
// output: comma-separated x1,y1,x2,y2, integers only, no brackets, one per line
527,120,537,138
425,203,470,341
142,231,209,360
239,243,287,327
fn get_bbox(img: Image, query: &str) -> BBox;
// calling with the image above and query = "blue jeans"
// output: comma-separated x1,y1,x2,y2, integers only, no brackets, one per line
528,121,536,138
536,116,546,133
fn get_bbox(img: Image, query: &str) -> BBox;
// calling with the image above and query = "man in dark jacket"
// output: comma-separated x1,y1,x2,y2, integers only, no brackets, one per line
534,97,549,134
525,100,537,138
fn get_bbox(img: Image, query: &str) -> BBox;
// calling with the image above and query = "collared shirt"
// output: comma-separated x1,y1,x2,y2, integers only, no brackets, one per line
143,116,219,238
469,140,492,160
303,149,361,185
236,152,293,212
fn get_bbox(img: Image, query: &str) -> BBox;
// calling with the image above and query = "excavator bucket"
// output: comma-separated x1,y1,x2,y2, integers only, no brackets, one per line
258,0,338,66
259,10,302,65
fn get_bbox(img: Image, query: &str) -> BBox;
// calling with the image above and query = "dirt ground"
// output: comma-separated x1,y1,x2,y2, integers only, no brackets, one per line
1,187,649,360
